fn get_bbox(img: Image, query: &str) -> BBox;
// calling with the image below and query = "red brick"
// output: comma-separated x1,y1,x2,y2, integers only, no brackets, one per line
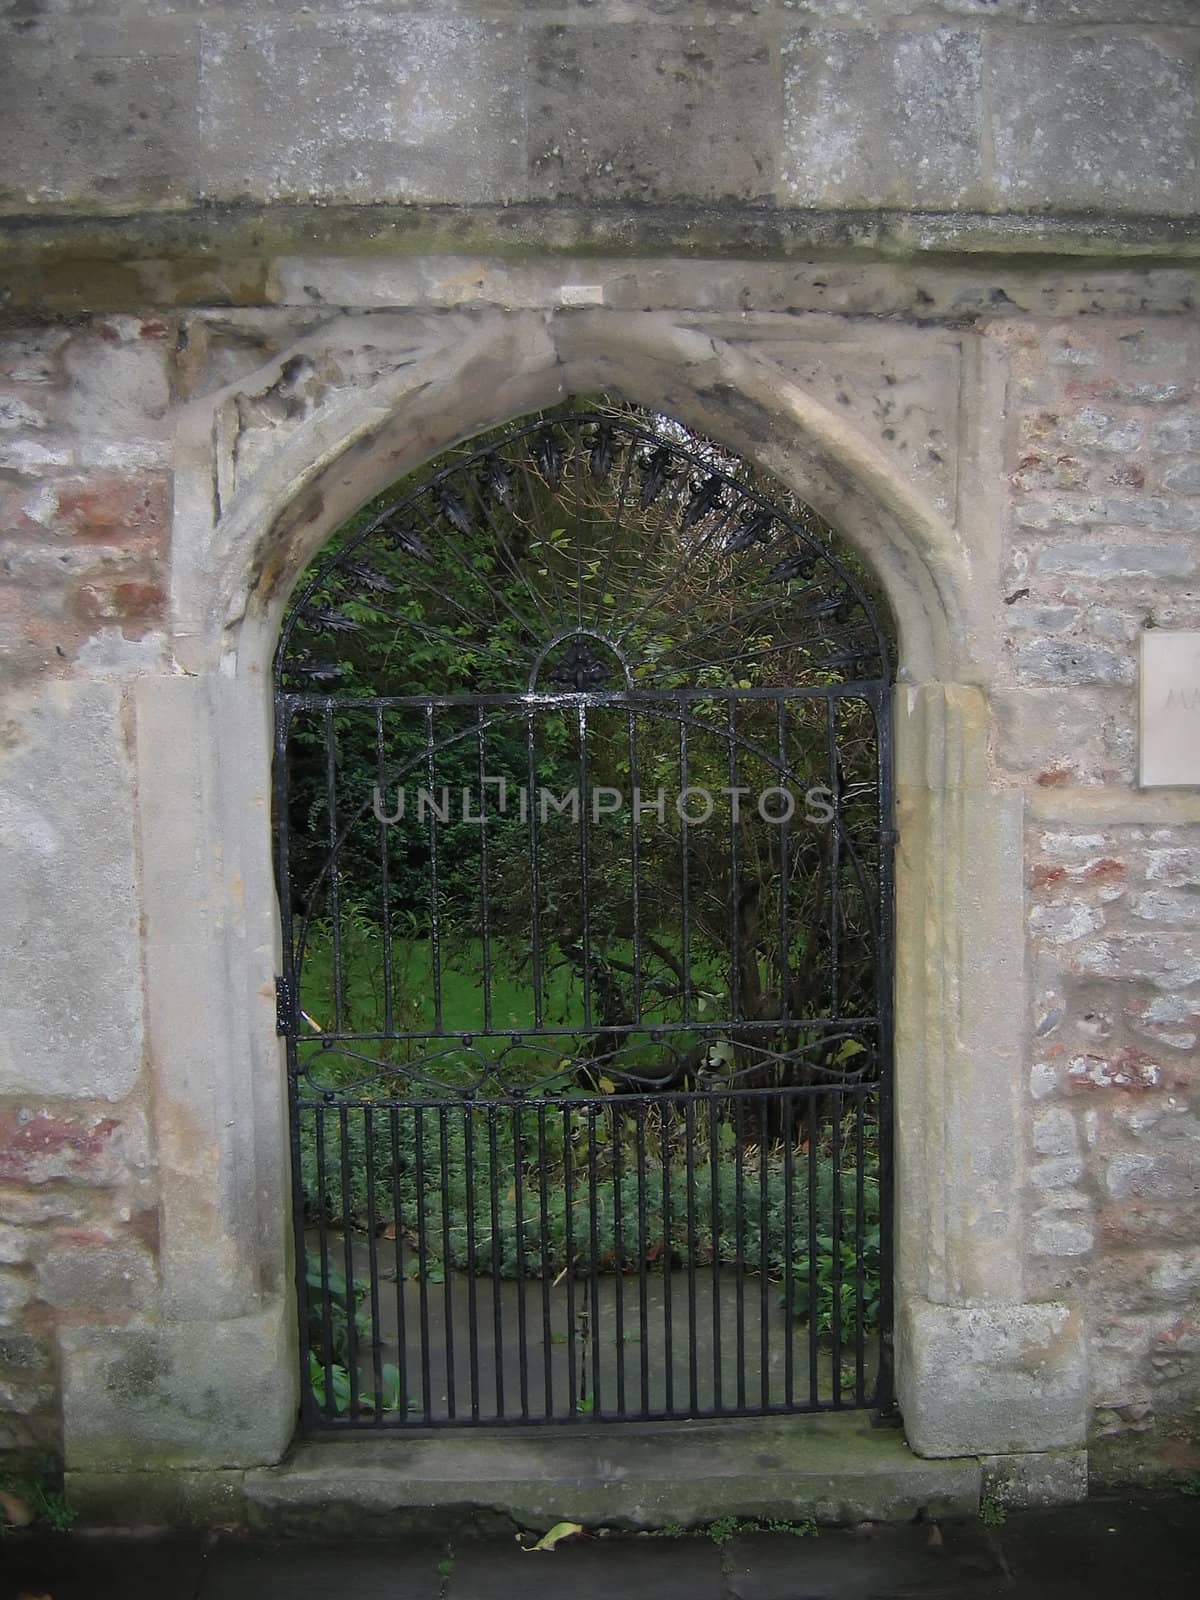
0,1111,137,1187
54,474,168,550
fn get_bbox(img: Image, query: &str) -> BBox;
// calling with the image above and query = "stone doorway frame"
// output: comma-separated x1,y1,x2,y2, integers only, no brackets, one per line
64,309,1087,1491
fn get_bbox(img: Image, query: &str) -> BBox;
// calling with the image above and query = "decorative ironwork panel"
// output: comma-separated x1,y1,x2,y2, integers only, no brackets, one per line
274,406,894,1431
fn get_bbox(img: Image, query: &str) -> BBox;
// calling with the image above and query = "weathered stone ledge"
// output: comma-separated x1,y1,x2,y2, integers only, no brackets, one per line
67,1415,985,1532
2,202,1199,275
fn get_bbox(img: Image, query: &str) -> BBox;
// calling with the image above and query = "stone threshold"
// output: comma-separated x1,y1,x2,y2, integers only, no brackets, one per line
67,1420,1091,1532
238,1414,981,1535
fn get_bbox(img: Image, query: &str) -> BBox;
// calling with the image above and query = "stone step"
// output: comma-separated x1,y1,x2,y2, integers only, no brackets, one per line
242,1413,981,1536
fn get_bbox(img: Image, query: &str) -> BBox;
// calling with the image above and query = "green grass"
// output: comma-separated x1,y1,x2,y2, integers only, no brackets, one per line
296,919,731,1090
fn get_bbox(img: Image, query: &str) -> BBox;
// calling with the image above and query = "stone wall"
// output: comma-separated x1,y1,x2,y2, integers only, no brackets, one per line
1,0,1198,1514
3,0,1198,225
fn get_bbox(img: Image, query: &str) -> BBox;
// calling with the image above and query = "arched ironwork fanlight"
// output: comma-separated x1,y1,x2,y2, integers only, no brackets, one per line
276,410,889,696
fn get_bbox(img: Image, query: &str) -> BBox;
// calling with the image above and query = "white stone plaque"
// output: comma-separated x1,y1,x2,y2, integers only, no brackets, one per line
1139,630,1200,787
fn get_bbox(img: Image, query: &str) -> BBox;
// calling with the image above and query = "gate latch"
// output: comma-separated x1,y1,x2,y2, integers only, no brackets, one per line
274,974,292,1035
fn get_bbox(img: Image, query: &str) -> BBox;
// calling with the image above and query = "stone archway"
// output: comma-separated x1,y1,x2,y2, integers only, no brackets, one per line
65,310,1087,1495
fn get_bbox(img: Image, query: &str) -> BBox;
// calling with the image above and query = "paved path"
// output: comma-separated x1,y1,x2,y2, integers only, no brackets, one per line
2,1497,1197,1599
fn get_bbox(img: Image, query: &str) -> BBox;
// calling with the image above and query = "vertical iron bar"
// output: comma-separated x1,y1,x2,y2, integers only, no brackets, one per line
661,1106,674,1414
538,1103,554,1420
776,700,790,1024
573,416,584,629
831,1089,843,1407
463,1102,481,1421
436,1106,455,1423
678,703,691,1023
685,1097,698,1415
734,1098,746,1410
708,1095,722,1414
388,1106,409,1426
363,1105,385,1423
782,1091,795,1409
612,1101,626,1418
415,1107,433,1424
376,706,395,1035
313,1110,336,1421
587,1103,602,1416
807,1093,819,1407
727,699,740,1020
636,1103,650,1418
291,1093,317,1430
425,703,443,1031
826,695,841,1018
563,1101,578,1417
628,709,643,1021
759,1096,770,1410
526,708,544,1028
855,1088,867,1406
337,1105,360,1421
512,1102,530,1421
323,703,343,1032
476,706,492,1032
487,1106,505,1420
578,703,592,1031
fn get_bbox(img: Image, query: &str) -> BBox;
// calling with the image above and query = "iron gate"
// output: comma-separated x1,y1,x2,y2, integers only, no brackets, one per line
273,407,894,1431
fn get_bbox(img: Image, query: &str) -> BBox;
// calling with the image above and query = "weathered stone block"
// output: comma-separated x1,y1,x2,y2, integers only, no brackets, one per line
899,1299,1089,1458
980,1449,1088,1510
1015,640,1134,687
1072,934,1200,991
1033,541,1197,580
1107,1151,1200,1202
1147,849,1200,887
529,25,776,204
0,1267,33,1325
36,1239,156,1311
1034,1108,1080,1158
197,16,526,205
0,681,144,1101
1032,1215,1095,1258
0,1223,35,1266
0,22,197,212
782,29,985,209
1029,902,1106,944
991,31,1199,214
60,1304,296,1472
1132,890,1200,927
0,1333,52,1372
0,1109,148,1187
1151,414,1200,454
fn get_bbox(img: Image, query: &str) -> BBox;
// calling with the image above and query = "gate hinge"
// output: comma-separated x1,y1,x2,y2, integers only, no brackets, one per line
275,975,292,1035
880,827,900,848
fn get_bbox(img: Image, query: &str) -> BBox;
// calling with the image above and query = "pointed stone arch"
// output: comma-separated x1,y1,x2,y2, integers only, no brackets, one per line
75,308,1085,1494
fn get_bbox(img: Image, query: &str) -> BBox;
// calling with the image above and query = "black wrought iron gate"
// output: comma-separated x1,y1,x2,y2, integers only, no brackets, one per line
273,407,894,1431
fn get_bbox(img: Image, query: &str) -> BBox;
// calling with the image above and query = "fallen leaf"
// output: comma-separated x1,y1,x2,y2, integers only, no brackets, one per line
522,1520,583,1552
0,1490,33,1527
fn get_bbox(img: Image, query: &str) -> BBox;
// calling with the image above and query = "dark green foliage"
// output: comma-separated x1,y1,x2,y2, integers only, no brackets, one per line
300,1102,883,1333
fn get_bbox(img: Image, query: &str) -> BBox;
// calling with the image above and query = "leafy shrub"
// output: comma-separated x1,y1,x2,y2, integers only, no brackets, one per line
299,1100,882,1332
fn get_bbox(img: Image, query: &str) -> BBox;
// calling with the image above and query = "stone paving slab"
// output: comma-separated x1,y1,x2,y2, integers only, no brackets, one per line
194,1534,448,1600
2,1499,1199,1600
445,1533,727,1600
721,1520,1004,1600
